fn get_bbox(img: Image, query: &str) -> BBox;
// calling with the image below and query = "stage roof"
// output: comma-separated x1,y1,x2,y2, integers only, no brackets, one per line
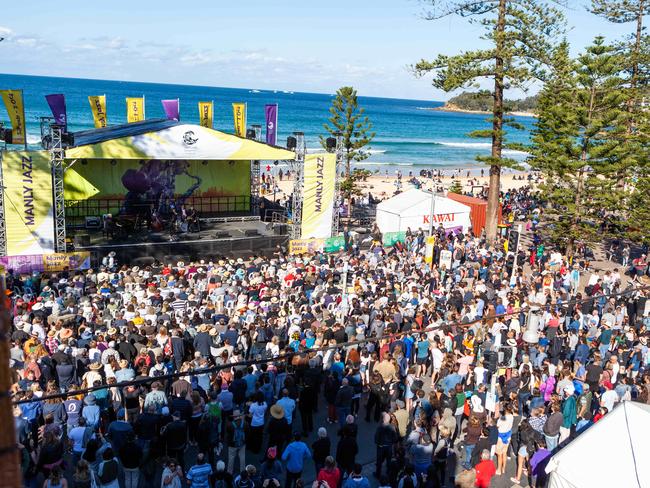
64,122,295,161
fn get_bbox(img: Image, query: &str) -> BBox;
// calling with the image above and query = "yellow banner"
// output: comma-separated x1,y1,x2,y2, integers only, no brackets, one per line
0,89,26,145
198,101,213,128
126,97,145,123
88,95,107,128
232,102,246,137
289,238,325,255
301,153,337,239
42,252,91,272
2,151,55,255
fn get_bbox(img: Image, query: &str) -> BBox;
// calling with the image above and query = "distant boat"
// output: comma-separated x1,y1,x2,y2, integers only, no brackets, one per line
249,89,261,93
282,90,294,94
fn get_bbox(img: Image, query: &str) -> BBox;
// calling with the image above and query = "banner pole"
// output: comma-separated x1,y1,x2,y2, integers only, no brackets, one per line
143,94,146,120
21,90,27,151
177,98,180,121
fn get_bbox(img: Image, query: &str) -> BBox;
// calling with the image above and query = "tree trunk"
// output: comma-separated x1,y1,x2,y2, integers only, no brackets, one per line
485,0,507,243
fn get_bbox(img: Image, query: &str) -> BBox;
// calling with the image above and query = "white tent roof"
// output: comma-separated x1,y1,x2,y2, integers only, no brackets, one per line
546,401,650,488
376,188,471,217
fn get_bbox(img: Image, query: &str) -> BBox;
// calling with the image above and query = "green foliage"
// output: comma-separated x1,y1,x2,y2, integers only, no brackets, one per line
629,175,650,243
528,39,633,255
413,0,566,240
445,90,538,112
320,86,375,177
448,179,464,194
340,169,372,200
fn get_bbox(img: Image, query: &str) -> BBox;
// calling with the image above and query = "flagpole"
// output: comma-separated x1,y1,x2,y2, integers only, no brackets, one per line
142,94,146,120
104,94,107,127
177,98,180,121
21,90,27,151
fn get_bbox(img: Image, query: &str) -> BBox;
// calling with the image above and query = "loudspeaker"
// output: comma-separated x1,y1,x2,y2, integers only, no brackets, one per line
274,224,287,235
214,231,230,239
74,234,90,248
244,229,259,237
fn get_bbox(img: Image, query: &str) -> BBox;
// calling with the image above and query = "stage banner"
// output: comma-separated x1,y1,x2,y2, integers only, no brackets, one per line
323,235,345,253
161,99,180,121
45,94,67,130
43,252,91,272
0,255,44,274
265,104,278,145
88,95,107,128
126,97,145,123
0,89,26,145
289,238,325,255
198,101,213,128
232,102,246,137
382,231,406,247
301,153,336,239
2,151,55,255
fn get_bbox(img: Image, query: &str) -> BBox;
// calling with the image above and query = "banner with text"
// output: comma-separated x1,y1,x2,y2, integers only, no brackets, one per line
88,95,108,128
382,231,406,247
2,151,55,255
300,153,336,239
198,101,213,128
126,97,145,123
0,89,26,145
288,236,345,255
232,102,246,137
0,252,91,274
45,93,67,130
265,104,278,146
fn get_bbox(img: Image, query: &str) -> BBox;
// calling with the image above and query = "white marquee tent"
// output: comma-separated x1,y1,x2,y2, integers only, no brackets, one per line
376,189,472,234
545,401,650,488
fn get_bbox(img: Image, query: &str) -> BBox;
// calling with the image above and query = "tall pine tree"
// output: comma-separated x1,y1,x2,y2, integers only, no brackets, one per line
414,0,565,242
529,39,629,256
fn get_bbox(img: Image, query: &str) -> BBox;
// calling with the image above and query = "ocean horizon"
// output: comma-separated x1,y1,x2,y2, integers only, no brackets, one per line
0,73,534,171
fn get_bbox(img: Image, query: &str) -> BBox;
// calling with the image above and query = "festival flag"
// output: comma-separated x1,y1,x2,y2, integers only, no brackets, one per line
88,95,108,128
198,101,213,128
0,89,26,145
45,94,67,130
265,104,278,146
161,98,180,121
232,102,246,137
126,96,145,123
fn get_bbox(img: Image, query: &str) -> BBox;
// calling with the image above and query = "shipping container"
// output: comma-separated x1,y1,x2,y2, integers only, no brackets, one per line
447,193,502,236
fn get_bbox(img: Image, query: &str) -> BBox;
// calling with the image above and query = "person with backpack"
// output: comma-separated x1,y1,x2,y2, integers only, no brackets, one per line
226,409,248,474
96,448,120,488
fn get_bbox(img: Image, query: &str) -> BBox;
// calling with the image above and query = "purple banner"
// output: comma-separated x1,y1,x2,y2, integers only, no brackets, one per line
161,99,180,121
45,94,67,130
265,104,278,146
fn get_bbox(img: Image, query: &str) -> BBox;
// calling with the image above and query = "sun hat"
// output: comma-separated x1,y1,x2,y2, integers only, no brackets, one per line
84,394,96,406
60,328,73,340
89,362,102,370
270,404,285,419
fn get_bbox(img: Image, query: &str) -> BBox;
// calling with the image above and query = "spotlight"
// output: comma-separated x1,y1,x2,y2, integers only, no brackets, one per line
110,159,117,166
81,159,88,165
286,136,297,150
325,137,336,152
246,129,256,140
202,160,208,166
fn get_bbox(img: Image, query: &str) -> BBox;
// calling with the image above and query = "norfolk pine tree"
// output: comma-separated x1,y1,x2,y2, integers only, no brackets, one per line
413,0,565,242
529,39,630,257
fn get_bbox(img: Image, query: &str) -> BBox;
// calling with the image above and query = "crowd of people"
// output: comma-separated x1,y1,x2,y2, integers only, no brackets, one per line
5,188,650,488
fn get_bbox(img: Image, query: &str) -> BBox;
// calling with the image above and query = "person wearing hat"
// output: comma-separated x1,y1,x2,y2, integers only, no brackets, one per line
82,394,101,430
559,384,577,444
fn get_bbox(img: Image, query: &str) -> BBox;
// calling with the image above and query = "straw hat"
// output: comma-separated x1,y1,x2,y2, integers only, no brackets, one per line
199,324,210,333
107,327,117,336
270,404,285,419
47,329,56,338
119,359,129,368
60,328,73,340
89,362,102,370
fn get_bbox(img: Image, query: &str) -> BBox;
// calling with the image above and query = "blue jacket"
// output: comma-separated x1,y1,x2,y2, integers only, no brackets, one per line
342,476,371,488
282,441,311,473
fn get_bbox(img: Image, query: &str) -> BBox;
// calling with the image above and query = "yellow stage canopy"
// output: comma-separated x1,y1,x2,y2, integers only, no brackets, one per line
65,124,295,161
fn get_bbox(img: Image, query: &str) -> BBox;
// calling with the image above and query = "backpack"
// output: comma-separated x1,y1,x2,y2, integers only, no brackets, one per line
410,379,424,394
99,458,119,484
435,438,451,462
233,419,246,447
215,478,228,488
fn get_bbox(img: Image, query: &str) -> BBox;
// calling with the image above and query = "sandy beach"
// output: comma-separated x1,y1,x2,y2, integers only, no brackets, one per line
264,169,537,202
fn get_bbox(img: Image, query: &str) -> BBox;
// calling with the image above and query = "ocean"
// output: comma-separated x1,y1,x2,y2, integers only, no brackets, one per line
0,73,534,171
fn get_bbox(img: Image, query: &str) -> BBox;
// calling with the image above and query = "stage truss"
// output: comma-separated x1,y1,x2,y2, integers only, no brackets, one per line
0,148,6,256
289,132,305,239
332,133,343,237
50,124,67,253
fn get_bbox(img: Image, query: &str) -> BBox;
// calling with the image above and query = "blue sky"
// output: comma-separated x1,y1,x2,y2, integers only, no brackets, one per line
0,0,633,100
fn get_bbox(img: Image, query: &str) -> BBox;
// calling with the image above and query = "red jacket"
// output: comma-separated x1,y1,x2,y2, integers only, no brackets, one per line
475,459,496,488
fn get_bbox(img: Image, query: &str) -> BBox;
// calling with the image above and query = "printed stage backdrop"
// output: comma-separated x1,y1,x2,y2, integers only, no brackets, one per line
2,151,55,256
63,158,251,215
301,153,336,239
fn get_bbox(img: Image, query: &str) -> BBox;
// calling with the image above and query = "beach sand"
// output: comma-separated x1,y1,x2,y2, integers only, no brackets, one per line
265,170,536,202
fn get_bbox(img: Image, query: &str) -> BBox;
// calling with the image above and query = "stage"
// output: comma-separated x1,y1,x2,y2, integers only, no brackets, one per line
68,217,289,265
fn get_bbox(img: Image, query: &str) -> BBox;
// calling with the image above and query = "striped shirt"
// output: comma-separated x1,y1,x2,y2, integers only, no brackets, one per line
186,462,212,488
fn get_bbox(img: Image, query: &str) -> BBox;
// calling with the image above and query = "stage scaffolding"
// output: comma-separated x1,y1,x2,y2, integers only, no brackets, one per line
332,133,343,237
0,148,6,257
50,124,67,253
289,132,305,239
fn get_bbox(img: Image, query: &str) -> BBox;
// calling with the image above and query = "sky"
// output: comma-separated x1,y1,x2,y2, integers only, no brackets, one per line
0,0,635,100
